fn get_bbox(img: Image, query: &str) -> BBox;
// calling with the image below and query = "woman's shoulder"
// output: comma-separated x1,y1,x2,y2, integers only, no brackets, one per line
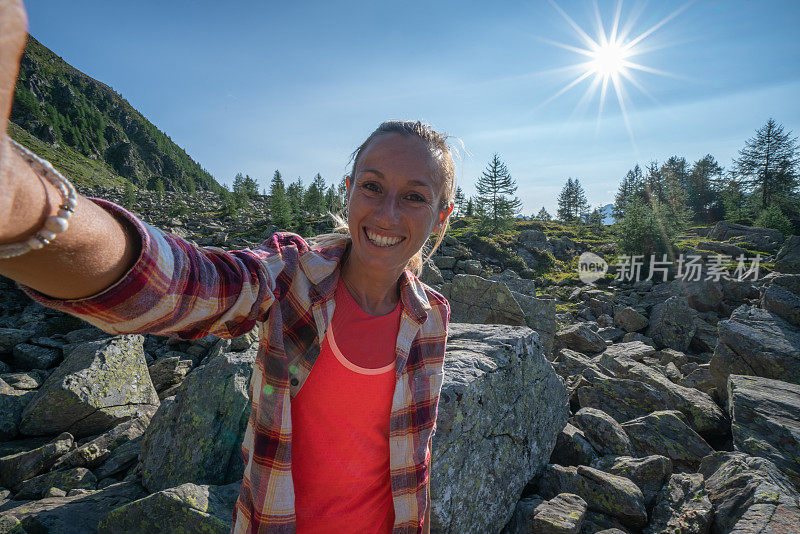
418,280,451,318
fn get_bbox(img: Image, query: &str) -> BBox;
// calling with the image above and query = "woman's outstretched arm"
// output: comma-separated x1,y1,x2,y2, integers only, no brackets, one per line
0,0,295,341
0,0,140,299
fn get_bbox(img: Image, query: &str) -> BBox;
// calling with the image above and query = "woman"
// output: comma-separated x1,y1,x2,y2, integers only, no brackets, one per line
0,2,455,532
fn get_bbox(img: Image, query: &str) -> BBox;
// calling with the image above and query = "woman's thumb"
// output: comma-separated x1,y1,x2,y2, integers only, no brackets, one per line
0,0,30,130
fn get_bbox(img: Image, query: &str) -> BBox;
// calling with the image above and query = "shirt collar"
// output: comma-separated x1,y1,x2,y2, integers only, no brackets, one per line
299,237,431,323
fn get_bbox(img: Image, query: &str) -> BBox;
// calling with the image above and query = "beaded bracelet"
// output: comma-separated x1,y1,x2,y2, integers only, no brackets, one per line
0,139,78,259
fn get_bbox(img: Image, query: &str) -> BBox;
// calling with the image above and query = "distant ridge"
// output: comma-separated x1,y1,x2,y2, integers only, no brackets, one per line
9,35,221,192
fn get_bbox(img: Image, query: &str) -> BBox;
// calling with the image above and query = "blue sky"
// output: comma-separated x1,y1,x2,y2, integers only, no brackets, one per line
24,0,800,216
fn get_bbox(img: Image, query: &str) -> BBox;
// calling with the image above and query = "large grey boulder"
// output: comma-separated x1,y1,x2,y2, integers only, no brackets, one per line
537,464,647,529
591,455,672,508
643,473,712,534
555,324,606,355
550,423,599,467
530,493,587,534
647,297,698,351
0,481,147,534
622,411,713,472
98,481,240,534
0,328,35,354
52,415,150,471
511,292,556,358
700,452,800,534
19,335,159,438
139,345,256,492
708,221,784,252
614,307,648,333
441,275,526,326
762,274,800,327
420,260,445,287
572,408,632,457
728,375,800,488
599,350,727,437
489,269,536,297
710,305,800,401
0,378,34,441
501,495,544,534
430,324,568,534
14,467,97,500
0,432,74,490
577,374,668,424
671,279,724,314
776,234,800,273
601,341,655,362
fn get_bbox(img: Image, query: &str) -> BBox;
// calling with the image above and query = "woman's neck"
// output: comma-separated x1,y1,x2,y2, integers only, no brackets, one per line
339,247,402,317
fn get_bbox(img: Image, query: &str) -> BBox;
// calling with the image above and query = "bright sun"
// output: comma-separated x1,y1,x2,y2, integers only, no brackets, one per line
539,0,690,146
589,41,629,78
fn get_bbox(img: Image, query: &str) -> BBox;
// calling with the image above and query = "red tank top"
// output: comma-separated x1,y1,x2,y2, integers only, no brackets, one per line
291,275,402,533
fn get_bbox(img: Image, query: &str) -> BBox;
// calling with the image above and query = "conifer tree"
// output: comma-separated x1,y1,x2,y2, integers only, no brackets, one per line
154,178,165,201
535,207,552,221
303,173,327,216
475,154,522,230
123,181,136,209
453,186,466,217
613,164,644,220
661,156,690,216
557,178,588,222
732,118,800,210
269,170,291,229
687,155,723,221
233,172,259,200
465,197,474,218
287,177,305,220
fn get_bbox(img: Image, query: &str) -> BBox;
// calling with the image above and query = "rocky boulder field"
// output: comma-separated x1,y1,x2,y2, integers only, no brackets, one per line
0,189,799,533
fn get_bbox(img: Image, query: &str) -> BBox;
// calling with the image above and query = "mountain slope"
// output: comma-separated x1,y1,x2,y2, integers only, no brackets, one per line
9,35,220,192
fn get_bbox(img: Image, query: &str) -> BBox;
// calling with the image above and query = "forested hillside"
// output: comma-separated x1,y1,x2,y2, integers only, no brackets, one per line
8,35,219,192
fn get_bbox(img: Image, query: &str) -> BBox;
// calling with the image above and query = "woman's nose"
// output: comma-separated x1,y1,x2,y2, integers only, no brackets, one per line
374,195,399,223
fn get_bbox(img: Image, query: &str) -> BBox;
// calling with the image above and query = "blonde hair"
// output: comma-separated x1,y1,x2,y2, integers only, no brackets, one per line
309,120,456,276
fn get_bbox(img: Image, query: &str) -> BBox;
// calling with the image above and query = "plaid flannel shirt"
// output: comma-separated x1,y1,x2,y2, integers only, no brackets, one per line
20,198,449,533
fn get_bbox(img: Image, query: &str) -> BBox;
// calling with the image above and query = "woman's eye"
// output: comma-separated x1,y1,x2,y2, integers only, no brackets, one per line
363,182,380,192
407,193,426,202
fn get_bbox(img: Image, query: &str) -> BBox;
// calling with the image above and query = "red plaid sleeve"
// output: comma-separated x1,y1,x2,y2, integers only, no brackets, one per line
19,198,302,340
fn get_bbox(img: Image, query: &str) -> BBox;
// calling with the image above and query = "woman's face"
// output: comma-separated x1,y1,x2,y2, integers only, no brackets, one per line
346,132,449,277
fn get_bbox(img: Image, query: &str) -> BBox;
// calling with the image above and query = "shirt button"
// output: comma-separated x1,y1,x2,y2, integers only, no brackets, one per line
290,377,299,386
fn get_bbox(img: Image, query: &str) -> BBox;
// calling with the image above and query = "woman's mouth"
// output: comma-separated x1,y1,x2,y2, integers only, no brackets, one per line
364,227,405,248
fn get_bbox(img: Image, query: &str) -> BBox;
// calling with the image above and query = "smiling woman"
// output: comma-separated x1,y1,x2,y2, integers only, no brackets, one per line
1,0,456,529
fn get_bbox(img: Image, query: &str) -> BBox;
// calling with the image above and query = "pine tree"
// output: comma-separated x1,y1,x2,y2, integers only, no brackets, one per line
535,207,552,221
465,197,474,218
453,187,466,217
185,175,197,197
123,181,136,209
286,177,305,221
643,161,664,203
154,178,165,201
269,170,291,229
303,173,327,216
475,154,523,231
557,178,588,222
613,165,644,220
661,156,690,216
687,155,723,221
587,207,604,230
233,172,259,200
732,118,800,211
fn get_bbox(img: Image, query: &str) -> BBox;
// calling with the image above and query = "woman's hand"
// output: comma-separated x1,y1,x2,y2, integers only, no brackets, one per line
0,0,28,143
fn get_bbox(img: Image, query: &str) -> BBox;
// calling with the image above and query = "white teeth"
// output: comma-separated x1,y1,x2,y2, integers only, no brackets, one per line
366,229,403,247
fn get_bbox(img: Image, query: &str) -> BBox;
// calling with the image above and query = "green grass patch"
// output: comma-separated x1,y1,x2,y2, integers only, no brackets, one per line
8,122,128,190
